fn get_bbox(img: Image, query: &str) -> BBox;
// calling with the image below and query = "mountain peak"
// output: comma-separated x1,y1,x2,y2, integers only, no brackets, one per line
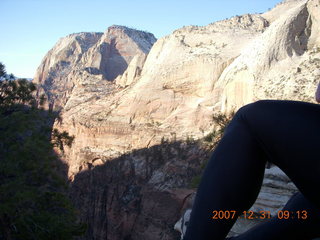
105,25,156,53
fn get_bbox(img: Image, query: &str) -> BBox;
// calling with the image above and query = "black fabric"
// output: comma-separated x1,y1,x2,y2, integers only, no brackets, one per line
183,100,320,240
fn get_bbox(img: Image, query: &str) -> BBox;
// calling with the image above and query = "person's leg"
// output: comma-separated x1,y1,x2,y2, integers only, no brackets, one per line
183,100,320,240
230,192,320,240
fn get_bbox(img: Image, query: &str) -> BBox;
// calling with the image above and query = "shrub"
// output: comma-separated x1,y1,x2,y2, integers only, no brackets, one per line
203,109,236,149
0,62,85,239
190,109,236,188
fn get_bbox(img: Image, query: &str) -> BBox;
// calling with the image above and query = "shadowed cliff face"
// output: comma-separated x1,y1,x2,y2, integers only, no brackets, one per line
68,138,300,240
70,140,209,240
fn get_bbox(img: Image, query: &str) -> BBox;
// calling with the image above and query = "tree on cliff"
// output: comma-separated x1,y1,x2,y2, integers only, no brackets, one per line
190,110,235,188
0,62,85,239
52,129,75,152
203,110,236,149
0,63,36,107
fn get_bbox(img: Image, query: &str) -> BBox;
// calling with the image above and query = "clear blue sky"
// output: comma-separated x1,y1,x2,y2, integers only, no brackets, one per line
0,0,283,78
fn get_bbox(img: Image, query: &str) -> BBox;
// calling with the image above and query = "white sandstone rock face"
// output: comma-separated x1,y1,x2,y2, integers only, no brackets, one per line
115,54,147,87
82,25,156,81
33,32,103,110
56,16,269,176
217,0,314,112
33,25,156,110
35,1,320,180
307,0,320,48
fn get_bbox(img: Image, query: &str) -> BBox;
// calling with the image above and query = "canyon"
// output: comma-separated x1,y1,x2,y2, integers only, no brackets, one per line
33,0,320,239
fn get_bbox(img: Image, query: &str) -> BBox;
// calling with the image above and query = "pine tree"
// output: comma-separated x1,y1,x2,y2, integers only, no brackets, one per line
0,62,85,239
0,62,36,107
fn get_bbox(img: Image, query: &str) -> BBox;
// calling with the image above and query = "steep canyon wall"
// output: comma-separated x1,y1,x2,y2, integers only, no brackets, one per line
33,0,320,239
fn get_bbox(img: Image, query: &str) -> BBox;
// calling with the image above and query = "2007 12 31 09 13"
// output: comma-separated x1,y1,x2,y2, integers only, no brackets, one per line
212,210,308,220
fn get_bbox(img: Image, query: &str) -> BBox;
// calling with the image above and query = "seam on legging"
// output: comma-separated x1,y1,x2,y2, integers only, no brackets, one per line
238,115,274,164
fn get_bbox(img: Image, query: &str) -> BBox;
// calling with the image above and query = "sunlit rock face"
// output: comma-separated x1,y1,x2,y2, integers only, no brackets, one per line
33,25,156,111
52,0,320,179
33,0,320,239
33,32,103,110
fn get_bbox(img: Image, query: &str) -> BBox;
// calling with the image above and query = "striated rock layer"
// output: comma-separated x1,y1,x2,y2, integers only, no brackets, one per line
32,0,320,239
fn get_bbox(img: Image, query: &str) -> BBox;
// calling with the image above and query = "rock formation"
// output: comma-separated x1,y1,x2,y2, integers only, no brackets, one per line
70,141,208,240
33,25,156,110
33,32,103,110
32,0,320,239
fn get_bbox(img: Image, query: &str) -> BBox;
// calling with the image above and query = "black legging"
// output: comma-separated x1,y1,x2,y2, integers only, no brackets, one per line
183,100,320,240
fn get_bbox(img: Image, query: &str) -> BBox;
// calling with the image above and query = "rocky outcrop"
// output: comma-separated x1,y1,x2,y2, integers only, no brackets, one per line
228,166,299,236
217,0,319,112
83,25,156,81
33,32,103,110
70,141,209,240
33,25,156,110
32,0,320,239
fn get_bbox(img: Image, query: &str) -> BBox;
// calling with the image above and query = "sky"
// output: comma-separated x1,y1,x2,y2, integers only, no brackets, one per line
0,0,283,78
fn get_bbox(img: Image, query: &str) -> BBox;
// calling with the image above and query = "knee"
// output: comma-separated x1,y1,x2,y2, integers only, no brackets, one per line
235,100,273,118
229,100,277,128
222,101,265,134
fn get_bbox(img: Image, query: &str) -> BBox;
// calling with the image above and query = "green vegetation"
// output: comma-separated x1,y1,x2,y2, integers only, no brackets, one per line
52,129,75,153
0,62,85,239
190,110,235,188
203,109,236,149
0,64,36,108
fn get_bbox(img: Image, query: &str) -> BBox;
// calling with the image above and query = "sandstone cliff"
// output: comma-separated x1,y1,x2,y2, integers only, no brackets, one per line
51,0,320,178
32,0,320,239
33,32,103,110
70,141,209,240
33,25,156,110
